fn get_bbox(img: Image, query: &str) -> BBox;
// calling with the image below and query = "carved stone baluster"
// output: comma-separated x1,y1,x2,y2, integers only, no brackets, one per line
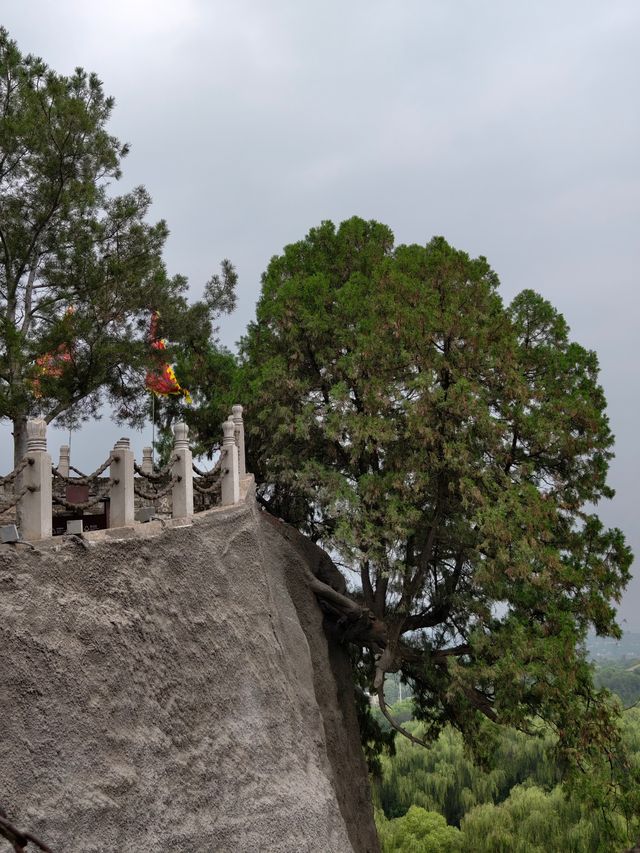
231,404,246,479
21,419,52,541
172,423,193,519
221,419,240,506
110,437,134,528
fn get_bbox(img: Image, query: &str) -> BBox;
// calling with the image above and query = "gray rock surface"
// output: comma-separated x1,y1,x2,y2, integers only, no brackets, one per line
0,498,379,852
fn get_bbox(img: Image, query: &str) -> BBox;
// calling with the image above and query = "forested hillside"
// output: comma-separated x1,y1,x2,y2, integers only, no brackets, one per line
370,677,640,852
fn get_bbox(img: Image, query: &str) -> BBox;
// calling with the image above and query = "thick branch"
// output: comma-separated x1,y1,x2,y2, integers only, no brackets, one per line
504,423,519,474
428,643,472,660
399,515,440,616
307,573,387,647
375,681,431,749
360,558,374,610
20,259,38,335
306,573,362,615
402,551,465,632
463,686,498,722
373,571,388,620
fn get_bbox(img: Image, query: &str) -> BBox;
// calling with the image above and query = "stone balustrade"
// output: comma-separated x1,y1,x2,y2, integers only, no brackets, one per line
1,405,247,541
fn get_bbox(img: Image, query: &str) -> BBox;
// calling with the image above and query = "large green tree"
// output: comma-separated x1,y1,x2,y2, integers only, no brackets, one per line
0,29,228,464
240,217,633,795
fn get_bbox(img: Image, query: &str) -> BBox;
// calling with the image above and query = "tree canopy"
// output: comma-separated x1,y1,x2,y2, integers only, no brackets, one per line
376,805,463,853
0,29,233,463
375,705,640,852
239,216,633,794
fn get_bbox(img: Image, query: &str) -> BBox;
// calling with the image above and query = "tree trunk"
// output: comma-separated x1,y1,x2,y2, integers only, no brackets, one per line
13,416,28,468
12,416,28,531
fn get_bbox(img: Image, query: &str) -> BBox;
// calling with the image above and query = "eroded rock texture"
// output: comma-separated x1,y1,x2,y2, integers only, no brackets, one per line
0,499,379,852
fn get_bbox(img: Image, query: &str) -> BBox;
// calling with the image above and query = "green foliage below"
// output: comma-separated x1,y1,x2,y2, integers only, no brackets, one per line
460,784,622,853
374,709,640,852
594,663,640,708
377,719,558,826
376,806,463,853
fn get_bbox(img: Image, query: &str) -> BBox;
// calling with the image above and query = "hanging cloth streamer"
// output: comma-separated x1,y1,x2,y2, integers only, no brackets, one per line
144,311,192,404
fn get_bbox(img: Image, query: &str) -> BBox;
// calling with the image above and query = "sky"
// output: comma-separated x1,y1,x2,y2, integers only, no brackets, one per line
1,1,639,626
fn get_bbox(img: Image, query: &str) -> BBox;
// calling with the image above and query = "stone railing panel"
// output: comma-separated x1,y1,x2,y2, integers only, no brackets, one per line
3,404,248,541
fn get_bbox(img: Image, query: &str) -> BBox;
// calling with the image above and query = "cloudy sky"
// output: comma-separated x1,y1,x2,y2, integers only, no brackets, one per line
1,1,639,627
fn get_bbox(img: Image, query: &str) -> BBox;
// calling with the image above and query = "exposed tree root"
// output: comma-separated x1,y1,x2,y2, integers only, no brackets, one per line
0,809,52,852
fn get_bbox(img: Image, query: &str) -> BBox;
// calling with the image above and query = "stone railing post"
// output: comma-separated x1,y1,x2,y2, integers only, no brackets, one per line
221,418,240,506
231,404,246,478
109,437,134,528
140,446,153,475
20,419,52,541
57,444,70,477
172,423,193,519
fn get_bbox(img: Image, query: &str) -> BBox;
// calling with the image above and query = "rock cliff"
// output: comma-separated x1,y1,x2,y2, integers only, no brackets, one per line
0,491,379,852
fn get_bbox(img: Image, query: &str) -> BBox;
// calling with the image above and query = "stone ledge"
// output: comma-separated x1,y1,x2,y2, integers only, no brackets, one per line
0,475,256,551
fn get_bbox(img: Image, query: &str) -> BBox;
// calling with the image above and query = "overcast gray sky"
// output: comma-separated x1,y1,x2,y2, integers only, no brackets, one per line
1,1,639,627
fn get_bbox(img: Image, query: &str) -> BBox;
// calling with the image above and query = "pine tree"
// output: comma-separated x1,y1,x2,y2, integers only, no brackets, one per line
240,216,633,795
0,29,225,463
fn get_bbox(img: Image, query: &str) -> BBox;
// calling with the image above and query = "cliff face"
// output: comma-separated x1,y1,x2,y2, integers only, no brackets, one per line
0,494,379,852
